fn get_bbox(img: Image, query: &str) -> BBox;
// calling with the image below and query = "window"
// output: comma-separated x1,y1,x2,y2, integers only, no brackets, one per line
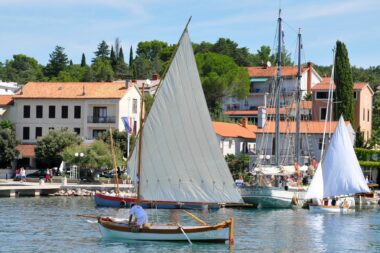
368,109,370,122
320,108,327,120
49,106,55,118
74,106,81,119
93,129,106,138
61,106,68,119
23,127,30,140
23,105,30,118
353,91,357,100
316,92,328,99
74,128,80,135
133,120,137,133
35,127,42,139
36,105,43,118
363,108,365,121
93,107,107,122
228,140,232,149
318,138,323,150
132,99,138,113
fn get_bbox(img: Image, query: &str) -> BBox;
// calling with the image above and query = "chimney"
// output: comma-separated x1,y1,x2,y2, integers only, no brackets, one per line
125,78,131,88
307,62,312,94
258,106,267,128
241,117,248,128
82,84,86,96
152,74,160,80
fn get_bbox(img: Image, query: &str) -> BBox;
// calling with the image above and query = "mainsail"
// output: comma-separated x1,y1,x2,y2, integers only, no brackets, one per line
322,116,369,197
305,116,369,199
128,29,243,204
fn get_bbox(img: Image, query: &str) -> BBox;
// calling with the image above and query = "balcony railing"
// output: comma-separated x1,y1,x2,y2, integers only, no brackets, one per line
87,116,116,123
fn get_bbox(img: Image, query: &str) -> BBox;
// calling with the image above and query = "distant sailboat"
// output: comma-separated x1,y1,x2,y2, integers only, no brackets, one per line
306,116,370,213
95,19,242,210
239,10,307,208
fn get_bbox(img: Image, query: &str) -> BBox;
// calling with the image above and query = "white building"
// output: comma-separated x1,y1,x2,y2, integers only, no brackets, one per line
213,120,256,156
0,81,19,95
2,82,142,167
223,62,322,112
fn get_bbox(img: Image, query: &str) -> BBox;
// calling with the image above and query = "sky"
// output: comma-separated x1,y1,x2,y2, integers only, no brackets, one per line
0,0,379,68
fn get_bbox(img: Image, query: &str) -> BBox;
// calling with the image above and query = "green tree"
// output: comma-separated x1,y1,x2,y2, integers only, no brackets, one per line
144,94,154,117
211,38,251,66
0,127,18,168
81,53,87,67
129,46,134,68
110,46,117,68
0,120,13,130
35,129,82,168
44,46,69,78
91,58,114,81
196,52,249,117
334,40,355,123
61,140,121,170
134,57,152,79
97,130,128,158
53,65,88,82
193,41,213,54
2,54,44,84
93,40,110,62
114,47,129,79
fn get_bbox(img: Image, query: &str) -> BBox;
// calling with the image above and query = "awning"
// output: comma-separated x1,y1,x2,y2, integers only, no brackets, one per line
250,77,268,82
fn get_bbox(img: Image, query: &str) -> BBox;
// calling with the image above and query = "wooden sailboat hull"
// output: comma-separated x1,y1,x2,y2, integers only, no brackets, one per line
95,193,220,209
239,186,305,208
97,217,231,242
309,205,351,213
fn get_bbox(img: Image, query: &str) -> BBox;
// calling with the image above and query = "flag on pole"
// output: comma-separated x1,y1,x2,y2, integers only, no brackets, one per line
121,117,133,133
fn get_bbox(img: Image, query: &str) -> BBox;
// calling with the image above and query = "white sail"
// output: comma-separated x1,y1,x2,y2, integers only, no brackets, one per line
128,29,243,204
322,116,370,197
304,163,323,200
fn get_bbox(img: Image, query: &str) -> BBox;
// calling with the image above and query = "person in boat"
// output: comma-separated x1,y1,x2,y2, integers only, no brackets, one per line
129,203,148,228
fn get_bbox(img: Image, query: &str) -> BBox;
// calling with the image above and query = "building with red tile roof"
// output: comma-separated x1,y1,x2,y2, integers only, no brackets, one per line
311,77,373,140
3,81,142,168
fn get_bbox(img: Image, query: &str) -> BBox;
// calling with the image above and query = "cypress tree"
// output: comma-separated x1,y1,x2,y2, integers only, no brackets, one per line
118,47,125,63
334,40,355,124
93,40,110,62
110,46,117,68
129,46,133,67
81,53,87,67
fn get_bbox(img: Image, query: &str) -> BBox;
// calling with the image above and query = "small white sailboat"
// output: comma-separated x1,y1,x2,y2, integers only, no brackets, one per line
306,116,370,213
94,19,242,244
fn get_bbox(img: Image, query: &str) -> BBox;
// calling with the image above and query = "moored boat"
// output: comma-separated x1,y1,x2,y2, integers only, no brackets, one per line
97,216,234,243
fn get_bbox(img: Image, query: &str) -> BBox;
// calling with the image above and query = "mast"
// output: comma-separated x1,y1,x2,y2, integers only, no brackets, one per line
295,28,302,164
109,127,119,196
275,9,282,166
136,83,145,201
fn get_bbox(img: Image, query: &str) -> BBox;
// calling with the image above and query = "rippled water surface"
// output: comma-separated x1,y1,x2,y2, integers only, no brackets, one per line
1,197,380,252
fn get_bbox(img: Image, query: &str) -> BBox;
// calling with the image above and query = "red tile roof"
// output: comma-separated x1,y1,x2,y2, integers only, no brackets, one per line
213,122,256,139
255,120,349,134
246,65,309,77
312,78,370,92
13,82,133,99
0,95,14,106
16,144,36,157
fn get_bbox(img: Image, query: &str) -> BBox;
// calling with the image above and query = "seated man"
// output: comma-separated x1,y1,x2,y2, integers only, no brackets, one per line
129,203,148,228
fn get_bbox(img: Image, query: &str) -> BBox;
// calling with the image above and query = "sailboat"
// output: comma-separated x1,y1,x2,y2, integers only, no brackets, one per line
239,10,307,208
306,116,370,213
94,20,241,243
96,20,242,210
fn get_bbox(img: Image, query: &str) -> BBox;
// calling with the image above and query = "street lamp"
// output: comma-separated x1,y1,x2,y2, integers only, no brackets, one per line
75,152,84,180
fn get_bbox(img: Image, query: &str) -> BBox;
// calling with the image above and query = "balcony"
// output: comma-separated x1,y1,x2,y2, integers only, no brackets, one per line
87,116,116,123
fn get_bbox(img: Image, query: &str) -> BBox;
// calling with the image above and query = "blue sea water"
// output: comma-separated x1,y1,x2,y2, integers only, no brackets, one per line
0,197,379,252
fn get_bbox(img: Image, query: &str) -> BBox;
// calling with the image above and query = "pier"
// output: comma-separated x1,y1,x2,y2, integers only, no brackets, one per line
0,181,134,197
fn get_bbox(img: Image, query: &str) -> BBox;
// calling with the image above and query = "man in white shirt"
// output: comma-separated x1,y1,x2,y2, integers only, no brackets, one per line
129,203,148,227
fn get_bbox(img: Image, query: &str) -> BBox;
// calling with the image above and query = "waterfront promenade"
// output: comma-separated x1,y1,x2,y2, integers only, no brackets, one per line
0,179,134,197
